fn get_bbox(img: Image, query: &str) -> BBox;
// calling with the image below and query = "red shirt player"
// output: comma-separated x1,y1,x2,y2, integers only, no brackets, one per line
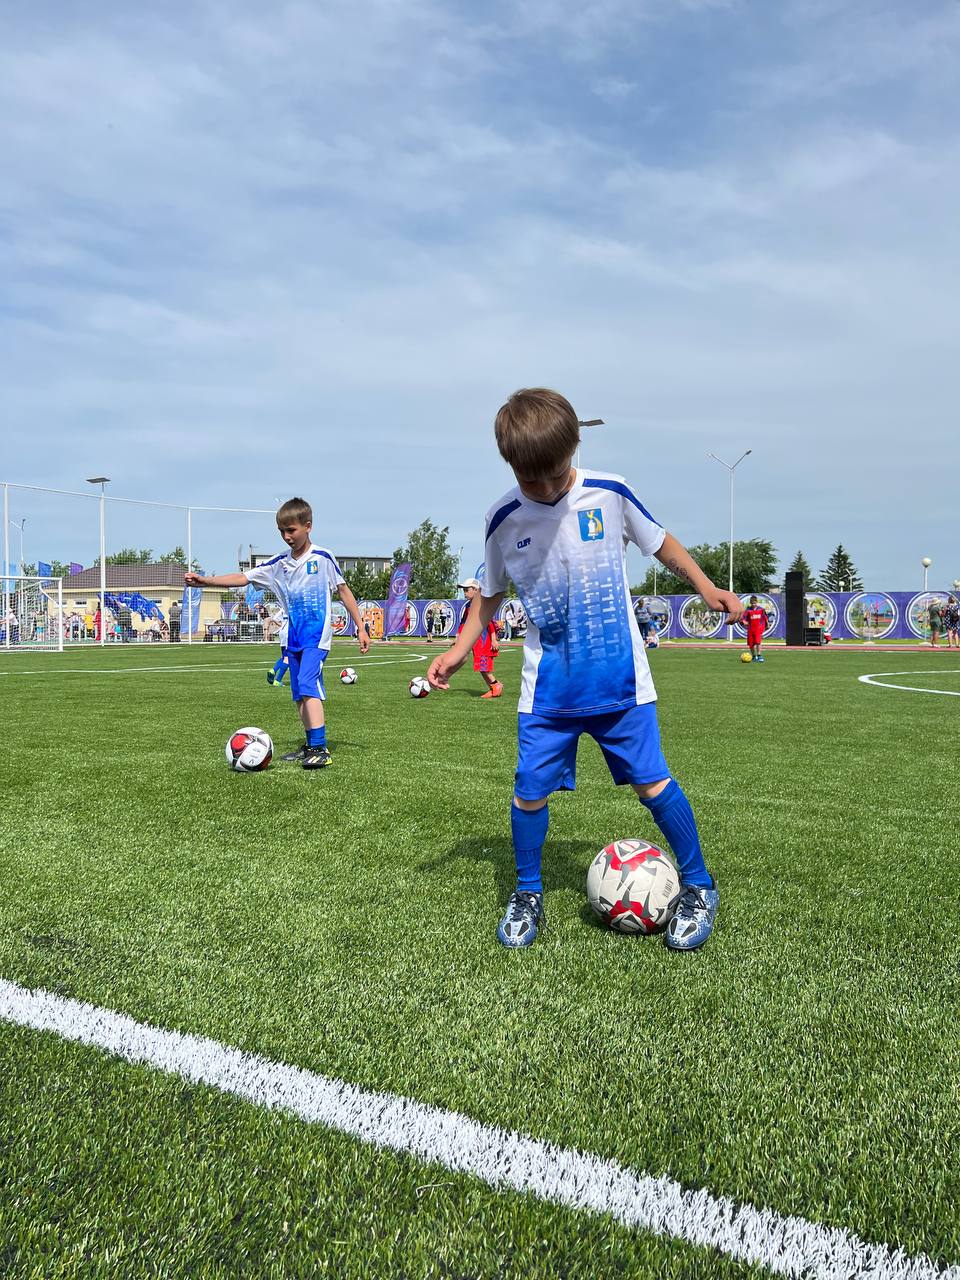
458,577,503,698
743,596,768,662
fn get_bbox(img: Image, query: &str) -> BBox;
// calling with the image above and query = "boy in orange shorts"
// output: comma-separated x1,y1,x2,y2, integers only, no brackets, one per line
458,578,502,698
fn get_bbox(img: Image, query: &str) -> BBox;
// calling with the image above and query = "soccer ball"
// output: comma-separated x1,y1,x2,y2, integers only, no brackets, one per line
409,676,431,698
586,839,681,935
340,667,358,684
225,726,273,772
740,651,752,663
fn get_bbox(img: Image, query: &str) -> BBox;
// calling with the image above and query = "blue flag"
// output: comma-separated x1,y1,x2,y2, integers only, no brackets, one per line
384,562,412,636
181,585,202,636
69,562,83,576
38,561,52,578
245,583,264,609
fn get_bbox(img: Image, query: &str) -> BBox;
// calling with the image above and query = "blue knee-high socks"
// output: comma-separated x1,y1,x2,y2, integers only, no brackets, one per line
640,779,712,888
306,725,326,748
511,802,548,894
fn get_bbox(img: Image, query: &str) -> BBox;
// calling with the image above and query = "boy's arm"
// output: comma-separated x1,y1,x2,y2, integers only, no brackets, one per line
336,583,370,653
184,572,248,587
655,533,743,620
429,592,504,688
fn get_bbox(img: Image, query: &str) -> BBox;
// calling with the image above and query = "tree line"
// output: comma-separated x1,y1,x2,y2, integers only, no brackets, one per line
21,525,867,599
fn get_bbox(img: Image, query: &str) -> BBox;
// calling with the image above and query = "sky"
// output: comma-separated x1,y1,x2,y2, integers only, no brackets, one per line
2,0,959,590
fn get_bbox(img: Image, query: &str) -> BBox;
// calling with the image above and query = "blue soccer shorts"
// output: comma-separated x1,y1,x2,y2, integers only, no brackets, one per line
284,647,328,702
515,701,669,800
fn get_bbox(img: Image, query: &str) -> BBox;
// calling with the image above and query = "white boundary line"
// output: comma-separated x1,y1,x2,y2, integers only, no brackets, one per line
859,669,960,697
0,655,429,678
0,978,955,1280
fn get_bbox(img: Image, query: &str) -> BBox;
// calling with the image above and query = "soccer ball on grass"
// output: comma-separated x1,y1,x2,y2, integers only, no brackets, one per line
225,727,273,772
586,839,680,934
740,652,752,663
409,676,431,698
340,667,358,684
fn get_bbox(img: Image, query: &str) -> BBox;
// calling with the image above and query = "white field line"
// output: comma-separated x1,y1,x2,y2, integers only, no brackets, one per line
0,980,955,1280
0,655,429,678
859,670,960,697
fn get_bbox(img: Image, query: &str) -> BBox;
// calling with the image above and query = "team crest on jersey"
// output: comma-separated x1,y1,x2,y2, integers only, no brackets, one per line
306,559,320,575
578,509,604,542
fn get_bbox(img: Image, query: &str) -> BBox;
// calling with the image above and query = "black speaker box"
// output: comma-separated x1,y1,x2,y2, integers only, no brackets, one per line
784,571,804,647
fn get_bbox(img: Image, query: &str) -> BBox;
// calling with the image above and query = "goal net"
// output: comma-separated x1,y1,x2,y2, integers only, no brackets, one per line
1,576,64,652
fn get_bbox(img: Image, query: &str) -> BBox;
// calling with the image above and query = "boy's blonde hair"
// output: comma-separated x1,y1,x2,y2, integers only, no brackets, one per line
276,497,312,526
494,388,580,476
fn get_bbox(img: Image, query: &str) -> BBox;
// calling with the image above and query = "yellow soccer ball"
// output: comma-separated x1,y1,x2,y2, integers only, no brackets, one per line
740,652,753,663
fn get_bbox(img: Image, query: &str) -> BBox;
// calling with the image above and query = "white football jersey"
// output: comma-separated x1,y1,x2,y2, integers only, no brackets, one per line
246,544,345,652
482,470,665,715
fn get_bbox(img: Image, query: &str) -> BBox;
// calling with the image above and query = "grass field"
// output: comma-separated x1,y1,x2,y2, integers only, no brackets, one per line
0,642,957,1278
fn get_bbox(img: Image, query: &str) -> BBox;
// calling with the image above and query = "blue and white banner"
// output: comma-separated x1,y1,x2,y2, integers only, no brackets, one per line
245,583,264,609
181,585,202,635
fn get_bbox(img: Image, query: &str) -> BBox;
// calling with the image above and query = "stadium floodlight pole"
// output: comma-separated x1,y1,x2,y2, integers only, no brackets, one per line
921,556,931,591
86,477,110,646
187,507,193,645
576,419,604,471
707,450,752,642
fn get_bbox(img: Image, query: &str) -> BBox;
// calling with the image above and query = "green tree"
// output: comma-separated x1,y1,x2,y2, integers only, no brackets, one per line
95,548,154,566
816,545,863,592
391,519,459,599
785,550,814,590
344,559,392,600
633,539,777,595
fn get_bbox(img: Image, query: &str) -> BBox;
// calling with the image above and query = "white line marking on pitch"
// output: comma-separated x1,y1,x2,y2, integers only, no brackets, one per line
859,670,960,697
0,655,429,678
0,980,954,1280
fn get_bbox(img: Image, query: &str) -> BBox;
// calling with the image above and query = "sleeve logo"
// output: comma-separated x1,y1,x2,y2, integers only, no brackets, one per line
578,508,604,542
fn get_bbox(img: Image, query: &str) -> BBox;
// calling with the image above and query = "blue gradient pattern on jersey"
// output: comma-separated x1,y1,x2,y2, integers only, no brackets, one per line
515,533,637,715
286,562,328,650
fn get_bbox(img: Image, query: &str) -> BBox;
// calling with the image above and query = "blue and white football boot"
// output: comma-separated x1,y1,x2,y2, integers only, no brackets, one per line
665,883,720,951
496,891,545,948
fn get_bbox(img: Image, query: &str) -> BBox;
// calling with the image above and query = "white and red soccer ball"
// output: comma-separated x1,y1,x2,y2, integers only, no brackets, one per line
225,726,273,772
409,676,431,698
586,839,680,934
340,667,358,684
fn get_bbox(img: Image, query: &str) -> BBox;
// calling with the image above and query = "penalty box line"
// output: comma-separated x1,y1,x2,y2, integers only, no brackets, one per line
0,978,955,1280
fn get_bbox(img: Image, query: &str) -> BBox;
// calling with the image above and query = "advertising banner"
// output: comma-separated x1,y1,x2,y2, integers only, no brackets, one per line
384,562,411,637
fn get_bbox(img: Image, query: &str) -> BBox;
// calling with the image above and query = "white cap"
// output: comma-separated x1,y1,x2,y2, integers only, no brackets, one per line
458,578,481,590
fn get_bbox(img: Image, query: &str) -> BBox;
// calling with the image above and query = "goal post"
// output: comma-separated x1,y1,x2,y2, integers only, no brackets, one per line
1,575,64,652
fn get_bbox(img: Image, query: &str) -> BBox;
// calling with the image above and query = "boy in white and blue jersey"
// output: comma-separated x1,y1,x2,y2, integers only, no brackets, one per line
428,389,742,950
186,497,369,769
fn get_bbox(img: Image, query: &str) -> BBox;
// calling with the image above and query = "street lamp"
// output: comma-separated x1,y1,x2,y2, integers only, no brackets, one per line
576,419,604,471
921,557,931,591
86,477,110,646
707,449,752,642
7,518,26,572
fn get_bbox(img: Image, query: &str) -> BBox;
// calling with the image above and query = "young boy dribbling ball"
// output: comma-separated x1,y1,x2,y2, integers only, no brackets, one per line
428,389,742,950
185,497,369,769
742,595,768,662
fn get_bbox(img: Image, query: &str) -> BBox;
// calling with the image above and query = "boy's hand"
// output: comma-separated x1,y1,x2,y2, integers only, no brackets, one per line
703,587,743,621
357,630,370,654
184,572,204,586
428,650,466,690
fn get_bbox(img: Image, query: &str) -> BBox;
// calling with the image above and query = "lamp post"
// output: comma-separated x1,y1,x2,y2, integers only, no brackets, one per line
707,449,752,642
7,518,26,572
576,419,604,471
921,557,931,591
86,477,110,646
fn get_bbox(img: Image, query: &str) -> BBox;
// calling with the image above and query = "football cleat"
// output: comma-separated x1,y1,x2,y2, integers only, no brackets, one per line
496,890,544,948
665,883,719,951
281,743,308,762
302,745,332,770
481,682,504,699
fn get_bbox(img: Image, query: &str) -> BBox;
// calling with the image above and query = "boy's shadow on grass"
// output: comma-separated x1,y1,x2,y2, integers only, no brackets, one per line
425,837,600,921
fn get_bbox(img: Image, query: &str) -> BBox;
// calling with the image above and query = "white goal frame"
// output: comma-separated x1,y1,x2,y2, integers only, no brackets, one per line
1,575,64,652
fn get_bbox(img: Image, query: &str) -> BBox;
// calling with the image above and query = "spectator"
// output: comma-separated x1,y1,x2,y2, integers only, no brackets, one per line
944,596,960,650
928,597,944,647
169,599,181,643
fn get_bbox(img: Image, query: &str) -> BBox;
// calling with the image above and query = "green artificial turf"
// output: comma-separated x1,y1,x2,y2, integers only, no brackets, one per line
0,643,957,1277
